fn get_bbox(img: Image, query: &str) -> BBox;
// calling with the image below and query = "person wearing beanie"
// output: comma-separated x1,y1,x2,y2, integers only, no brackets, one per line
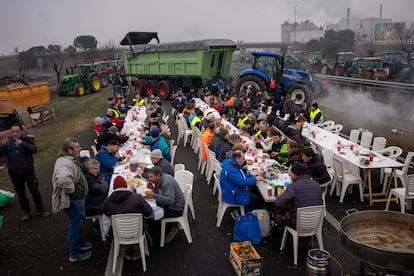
301,147,331,185
103,175,152,260
149,149,174,176
310,102,324,124
274,162,323,228
213,128,229,158
142,128,171,162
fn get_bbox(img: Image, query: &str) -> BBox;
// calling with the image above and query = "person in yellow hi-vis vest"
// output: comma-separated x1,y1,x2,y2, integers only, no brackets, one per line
309,102,324,124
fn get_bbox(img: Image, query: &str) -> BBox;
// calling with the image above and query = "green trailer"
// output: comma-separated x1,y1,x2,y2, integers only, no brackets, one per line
121,32,237,99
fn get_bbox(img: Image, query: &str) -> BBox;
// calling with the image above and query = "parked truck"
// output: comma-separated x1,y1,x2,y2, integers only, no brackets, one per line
121,32,237,99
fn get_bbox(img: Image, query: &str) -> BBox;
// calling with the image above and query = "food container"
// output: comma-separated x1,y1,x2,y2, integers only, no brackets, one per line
230,241,263,276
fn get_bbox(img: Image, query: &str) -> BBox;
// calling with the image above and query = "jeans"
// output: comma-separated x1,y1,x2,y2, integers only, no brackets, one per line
9,172,44,214
64,199,86,257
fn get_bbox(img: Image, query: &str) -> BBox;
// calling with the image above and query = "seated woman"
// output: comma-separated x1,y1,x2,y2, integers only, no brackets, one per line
83,158,109,216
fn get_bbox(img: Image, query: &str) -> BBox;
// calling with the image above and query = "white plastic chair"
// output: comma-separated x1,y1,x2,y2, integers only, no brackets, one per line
319,120,335,131
385,174,414,213
212,163,222,197
320,172,333,216
174,170,195,220
322,149,334,179
174,163,186,172
86,215,106,241
160,183,193,247
329,124,343,136
197,140,207,174
280,205,325,265
80,149,91,158
382,152,414,194
349,129,360,144
177,114,192,147
90,145,98,156
111,214,148,273
205,147,217,184
376,146,403,184
371,136,387,152
359,131,373,149
170,145,178,166
169,139,175,148
215,173,246,227
332,156,364,203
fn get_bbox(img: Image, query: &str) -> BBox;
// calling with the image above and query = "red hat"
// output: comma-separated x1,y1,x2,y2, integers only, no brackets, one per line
113,176,127,190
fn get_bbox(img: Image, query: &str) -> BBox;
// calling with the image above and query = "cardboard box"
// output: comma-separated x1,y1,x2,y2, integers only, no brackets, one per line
230,241,263,276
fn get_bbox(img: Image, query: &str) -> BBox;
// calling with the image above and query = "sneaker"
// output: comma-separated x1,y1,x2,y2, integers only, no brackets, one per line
69,251,92,262
231,210,240,220
22,214,30,222
80,242,92,251
38,211,50,218
165,227,179,243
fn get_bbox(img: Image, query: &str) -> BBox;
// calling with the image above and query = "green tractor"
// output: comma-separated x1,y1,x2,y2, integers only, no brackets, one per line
59,64,102,96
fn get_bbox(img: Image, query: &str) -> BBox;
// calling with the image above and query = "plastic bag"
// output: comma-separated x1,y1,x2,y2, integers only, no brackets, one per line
0,189,15,208
234,212,262,244
252,209,270,237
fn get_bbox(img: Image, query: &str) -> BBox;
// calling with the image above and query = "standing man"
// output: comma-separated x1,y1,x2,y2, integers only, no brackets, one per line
145,166,184,243
0,123,49,221
52,138,91,262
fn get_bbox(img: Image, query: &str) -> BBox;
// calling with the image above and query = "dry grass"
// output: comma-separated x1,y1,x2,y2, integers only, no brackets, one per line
0,88,112,192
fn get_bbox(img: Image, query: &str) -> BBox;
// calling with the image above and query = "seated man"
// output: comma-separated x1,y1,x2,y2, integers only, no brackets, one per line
278,140,302,167
142,128,171,162
301,147,331,185
218,134,241,162
96,125,129,151
309,102,324,124
220,150,262,213
95,140,124,183
149,149,174,176
83,158,109,216
274,163,323,228
103,176,152,260
269,131,288,164
145,166,184,243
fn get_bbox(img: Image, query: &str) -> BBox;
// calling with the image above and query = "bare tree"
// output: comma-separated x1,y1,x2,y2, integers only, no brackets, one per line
46,52,65,84
397,23,414,60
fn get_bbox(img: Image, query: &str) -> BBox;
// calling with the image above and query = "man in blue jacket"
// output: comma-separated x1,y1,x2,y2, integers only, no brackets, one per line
274,162,323,228
94,140,123,183
220,150,262,216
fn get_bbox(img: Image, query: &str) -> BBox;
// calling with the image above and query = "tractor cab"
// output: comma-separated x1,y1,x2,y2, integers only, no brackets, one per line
358,57,385,80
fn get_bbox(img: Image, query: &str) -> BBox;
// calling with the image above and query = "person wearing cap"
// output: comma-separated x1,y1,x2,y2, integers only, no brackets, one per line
274,162,323,228
301,147,331,185
52,138,91,262
218,134,241,162
191,109,204,130
95,140,123,183
103,175,152,260
309,102,324,124
142,128,171,162
149,149,174,176
96,125,129,151
145,166,184,243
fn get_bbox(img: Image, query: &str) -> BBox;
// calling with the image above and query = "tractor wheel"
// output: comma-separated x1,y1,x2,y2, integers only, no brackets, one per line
145,80,157,96
100,73,109,87
74,83,85,97
156,80,172,100
287,83,313,106
90,76,101,93
135,79,146,95
236,75,267,95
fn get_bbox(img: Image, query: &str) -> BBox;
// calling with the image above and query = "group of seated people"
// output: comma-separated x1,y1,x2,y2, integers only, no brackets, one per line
170,86,329,229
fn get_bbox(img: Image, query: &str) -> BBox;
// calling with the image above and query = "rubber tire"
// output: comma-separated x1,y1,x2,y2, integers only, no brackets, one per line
74,83,85,97
135,79,146,95
287,83,313,106
236,74,267,95
90,75,101,93
100,73,109,87
145,80,157,96
156,80,172,100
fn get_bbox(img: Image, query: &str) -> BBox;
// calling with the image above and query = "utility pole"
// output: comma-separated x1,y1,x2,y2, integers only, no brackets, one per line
294,5,298,42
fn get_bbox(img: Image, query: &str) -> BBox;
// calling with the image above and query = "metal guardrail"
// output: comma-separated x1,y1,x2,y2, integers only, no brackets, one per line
312,74,414,94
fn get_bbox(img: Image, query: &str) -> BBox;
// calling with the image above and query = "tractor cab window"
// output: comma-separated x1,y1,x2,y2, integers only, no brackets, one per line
253,55,278,80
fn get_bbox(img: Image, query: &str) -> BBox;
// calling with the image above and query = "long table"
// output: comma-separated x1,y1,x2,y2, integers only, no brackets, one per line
302,124,403,206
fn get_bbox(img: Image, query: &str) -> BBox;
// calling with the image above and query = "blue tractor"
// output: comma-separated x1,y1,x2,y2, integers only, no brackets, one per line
236,52,314,106
374,51,407,79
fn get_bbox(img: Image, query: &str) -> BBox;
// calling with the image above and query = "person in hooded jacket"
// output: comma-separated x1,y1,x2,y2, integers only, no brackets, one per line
103,175,152,260
301,147,331,185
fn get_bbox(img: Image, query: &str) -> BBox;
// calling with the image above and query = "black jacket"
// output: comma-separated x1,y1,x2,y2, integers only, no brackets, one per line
0,135,36,173
218,141,233,162
96,132,129,151
103,190,153,218
84,170,109,215
305,154,331,184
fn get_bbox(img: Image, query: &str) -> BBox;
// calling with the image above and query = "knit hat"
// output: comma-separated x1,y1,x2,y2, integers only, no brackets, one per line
218,128,229,138
150,149,163,159
290,163,309,176
150,128,160,138
113,176,128,190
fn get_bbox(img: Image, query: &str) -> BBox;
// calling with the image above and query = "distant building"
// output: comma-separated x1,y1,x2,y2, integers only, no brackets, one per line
281,20,323,43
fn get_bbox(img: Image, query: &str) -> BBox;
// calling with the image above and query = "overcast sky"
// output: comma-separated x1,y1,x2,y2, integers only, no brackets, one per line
0,0,412,55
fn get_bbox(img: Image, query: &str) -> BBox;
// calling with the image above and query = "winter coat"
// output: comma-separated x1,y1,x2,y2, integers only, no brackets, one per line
153,158,174,176
220,156,257,206
275,174,323,225
305,154,331,184
0,135,36,173
142,136,171,162
218,142,233,162
153,174,184,212
103,188,152,217
84,170,109,215
95,146,120,183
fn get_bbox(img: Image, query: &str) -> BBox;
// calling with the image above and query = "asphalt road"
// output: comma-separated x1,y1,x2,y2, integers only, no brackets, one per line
1,99,413,276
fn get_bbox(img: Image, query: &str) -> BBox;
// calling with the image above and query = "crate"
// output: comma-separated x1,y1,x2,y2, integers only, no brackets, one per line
229,242,263,276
